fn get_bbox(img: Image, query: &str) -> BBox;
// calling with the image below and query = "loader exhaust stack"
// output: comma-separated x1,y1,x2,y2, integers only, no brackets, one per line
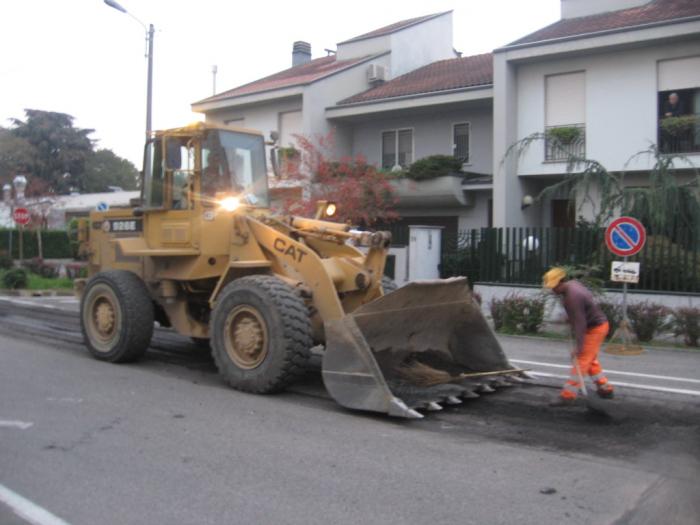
322,278,521,418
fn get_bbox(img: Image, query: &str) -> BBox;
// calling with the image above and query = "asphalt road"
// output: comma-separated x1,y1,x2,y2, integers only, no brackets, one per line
0,296,699,525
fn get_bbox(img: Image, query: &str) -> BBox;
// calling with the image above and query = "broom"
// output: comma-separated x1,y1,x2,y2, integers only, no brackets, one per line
397,361,527,387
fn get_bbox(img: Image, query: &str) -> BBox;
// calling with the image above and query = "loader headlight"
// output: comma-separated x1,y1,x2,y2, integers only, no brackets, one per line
324,202,337,218
219,196,241,212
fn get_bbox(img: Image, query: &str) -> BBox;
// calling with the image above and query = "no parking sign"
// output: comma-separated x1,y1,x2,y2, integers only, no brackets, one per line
605,217,646,257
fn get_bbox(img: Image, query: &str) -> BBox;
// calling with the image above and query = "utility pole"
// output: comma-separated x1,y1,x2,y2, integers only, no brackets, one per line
104,0,155,181
212,65,218,95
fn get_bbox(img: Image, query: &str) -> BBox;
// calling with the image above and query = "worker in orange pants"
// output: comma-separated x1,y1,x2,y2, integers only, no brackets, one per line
543,267,615,406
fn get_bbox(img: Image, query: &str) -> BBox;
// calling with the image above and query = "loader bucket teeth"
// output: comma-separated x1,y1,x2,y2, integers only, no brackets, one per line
322,277,517,418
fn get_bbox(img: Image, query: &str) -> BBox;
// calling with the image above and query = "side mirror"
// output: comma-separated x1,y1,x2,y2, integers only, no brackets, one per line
165,140,182,170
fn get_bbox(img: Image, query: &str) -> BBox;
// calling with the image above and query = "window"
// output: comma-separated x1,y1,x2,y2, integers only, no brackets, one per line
381,129,413,169
144,139,164,208
657,57,700,154
453,123,470,163
279,111,302,148
201,130,268,205
545,71,586,161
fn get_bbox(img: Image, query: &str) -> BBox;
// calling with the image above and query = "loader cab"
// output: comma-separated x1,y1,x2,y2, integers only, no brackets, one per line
142,127,269,211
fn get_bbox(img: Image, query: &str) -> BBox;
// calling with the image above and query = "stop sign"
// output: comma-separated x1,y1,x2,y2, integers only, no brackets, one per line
13,207,31,226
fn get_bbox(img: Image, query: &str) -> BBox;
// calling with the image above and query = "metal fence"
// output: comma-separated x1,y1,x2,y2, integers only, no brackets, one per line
438,226,700,293
658,114,700,155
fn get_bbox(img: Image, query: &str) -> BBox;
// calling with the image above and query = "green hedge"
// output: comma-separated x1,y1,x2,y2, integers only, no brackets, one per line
0,229,74,259
406,155,463,181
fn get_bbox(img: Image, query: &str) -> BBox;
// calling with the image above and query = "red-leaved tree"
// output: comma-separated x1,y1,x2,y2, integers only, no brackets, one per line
276,131,399,227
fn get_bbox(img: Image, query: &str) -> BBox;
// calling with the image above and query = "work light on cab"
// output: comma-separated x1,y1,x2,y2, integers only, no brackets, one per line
219,196,240,212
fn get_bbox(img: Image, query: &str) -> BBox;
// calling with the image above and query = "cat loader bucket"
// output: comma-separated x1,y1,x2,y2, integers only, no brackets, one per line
322,278,523,418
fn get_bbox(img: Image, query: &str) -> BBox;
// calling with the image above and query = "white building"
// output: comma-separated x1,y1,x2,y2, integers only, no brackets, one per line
193,0,700,233
493,0,700,227
192,12,494,235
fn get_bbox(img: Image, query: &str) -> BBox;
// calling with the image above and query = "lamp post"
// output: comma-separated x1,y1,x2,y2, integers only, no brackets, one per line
3,184,12,258
104,0,154,180
13,175,27,263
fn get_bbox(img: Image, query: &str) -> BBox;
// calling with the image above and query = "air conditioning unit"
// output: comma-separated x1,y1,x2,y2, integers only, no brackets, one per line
367,64,386,83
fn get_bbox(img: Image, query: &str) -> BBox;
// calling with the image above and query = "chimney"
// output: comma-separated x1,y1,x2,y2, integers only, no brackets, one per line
292,41,311,67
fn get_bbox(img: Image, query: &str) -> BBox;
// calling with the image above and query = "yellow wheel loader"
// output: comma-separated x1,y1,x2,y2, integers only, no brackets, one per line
76,122,521,418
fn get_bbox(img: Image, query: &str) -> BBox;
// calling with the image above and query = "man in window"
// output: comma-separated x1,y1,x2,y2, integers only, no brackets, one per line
662,92,684,118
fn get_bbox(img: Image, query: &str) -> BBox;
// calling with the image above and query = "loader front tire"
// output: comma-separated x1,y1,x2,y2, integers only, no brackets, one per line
80,270,154,363
211,275,312,394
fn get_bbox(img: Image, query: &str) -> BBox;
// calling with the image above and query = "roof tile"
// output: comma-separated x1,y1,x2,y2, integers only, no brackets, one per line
338,53,493,105
195,55,370,104
510,0,700,46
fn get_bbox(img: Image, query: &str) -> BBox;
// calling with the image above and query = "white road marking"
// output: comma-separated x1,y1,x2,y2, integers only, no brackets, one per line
510,359,700,384
0,420,33,430
0,298,59,310
530,371,700,397
0,484,71,525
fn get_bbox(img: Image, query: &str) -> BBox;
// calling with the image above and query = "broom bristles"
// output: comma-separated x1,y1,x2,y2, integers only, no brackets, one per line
397,361,453,387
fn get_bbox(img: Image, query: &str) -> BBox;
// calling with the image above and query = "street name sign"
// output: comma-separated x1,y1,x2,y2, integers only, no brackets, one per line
611,261,640,283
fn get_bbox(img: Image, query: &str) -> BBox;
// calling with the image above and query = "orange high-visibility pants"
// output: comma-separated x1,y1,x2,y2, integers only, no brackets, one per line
561,322,613,399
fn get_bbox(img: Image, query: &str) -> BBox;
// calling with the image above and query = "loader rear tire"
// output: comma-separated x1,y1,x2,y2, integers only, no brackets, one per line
80,270,154,363
211,275,312,394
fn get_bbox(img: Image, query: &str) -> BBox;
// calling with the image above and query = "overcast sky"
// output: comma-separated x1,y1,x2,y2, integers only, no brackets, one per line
0,0,560,168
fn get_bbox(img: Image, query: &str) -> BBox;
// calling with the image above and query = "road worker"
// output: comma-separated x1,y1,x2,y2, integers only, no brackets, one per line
543,267,615,406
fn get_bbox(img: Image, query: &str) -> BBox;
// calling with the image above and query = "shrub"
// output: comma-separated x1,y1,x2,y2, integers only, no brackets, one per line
22,258,58,279
0,229,73,259
546,125,582,145
3,268,28,289
627,301,670,342
598,301,623,339
490,297,505,331
0,252,13,270
490,293,545,334
406,155,463,181
671,307,700,347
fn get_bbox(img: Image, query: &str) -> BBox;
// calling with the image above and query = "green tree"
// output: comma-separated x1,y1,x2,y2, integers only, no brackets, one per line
82,149,139,192
507,136,700,238
0,127,36,186
10,109,94,194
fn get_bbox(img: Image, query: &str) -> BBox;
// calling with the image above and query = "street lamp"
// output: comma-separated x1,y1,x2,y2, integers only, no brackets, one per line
12,175,28,263
13,175,27,203
104,0,154,180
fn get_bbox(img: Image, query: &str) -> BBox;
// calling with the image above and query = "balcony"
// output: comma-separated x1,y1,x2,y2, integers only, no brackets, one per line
544,124,585,162
658,114,700,155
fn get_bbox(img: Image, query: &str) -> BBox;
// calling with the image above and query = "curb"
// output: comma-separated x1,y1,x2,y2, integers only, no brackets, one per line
0,289,75,297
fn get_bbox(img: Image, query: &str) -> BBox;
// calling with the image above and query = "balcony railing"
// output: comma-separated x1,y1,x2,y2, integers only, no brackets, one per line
659,114,700,154
544,124,585,161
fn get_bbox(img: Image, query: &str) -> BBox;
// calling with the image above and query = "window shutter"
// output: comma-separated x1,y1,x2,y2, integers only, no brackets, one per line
658,56,700,91
279,111,302,147
545,72,585,126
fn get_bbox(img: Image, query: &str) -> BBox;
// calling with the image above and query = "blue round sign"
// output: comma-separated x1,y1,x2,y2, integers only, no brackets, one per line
96,201,109,212
605,217,646,257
